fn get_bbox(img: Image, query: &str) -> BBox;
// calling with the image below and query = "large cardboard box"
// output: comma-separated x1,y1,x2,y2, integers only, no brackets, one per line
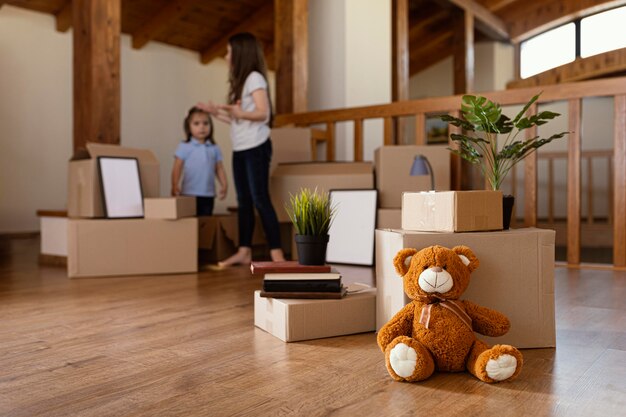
254,289,377,342
270,127,313,174
270,162,374,222
68,218,198,278
402,190,503,232
375,228,555,348
377,209,401,229
374,145,450,208
68,143,160,218
144,197,196,219
198,215,269,262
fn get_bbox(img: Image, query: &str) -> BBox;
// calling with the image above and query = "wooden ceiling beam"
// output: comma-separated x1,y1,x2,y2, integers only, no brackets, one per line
481,0,517,12
507,48,626,88
200,3,273,65
409,10,449,42
55,1,72,32
132,0,197,50
410,30,454,74
504,0,626,42
446,0,508,40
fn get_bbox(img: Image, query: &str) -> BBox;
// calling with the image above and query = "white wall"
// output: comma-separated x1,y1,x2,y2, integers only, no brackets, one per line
309,0,391,161
0,5,272,232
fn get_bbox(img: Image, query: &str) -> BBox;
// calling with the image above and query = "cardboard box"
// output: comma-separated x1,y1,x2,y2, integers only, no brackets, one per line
68,143,160,218
374,145,451,208
270,162,374,222
270,127,313,174
377,209,401,230
198,214,269,262
68,218,198,278
144,197,196,219
375,228,555,348
254,289,377,342
402,190,503,232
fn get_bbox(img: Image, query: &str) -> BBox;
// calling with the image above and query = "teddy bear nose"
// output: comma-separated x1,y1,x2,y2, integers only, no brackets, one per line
431,266,443,273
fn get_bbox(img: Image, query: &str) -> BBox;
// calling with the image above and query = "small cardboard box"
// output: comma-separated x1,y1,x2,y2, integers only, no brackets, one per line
68,218,198,278
375,228,555,348
144,197,196,219
254,289,377,342
377,209,401,229
374,145,451,208
270,162,374,223
270,127,313,174
402,190,503,232
68,143,160,218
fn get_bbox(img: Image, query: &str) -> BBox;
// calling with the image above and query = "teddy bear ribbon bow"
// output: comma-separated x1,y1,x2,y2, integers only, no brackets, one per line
418,296,472,330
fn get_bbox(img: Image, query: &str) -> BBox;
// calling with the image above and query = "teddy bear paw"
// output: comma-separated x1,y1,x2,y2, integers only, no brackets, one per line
389,343,418,378
485,354,517,381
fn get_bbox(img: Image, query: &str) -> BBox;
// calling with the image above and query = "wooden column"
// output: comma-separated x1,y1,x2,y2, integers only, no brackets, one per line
613,95,626,267
73,0,121,151
392,0,409,144
453,10,474,95
567,99,581,265
524,103,538,227
274,0,308,114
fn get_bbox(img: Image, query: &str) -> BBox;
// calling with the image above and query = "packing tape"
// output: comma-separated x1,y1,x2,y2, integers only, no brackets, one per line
418,192,437,228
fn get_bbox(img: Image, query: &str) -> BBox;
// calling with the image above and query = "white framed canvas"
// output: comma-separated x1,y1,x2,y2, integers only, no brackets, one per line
326,189,377,265
97,156,144,218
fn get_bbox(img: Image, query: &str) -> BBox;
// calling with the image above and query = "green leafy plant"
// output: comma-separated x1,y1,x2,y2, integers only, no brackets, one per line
285,188,336,236
440,93,569,190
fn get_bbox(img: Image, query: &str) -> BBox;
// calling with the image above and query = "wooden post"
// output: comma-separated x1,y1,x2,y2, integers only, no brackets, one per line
453,9,474,95
392,0,409,144
274,0,308,114
524,104,538,227
73,0,121,151
354,119,364,162
613,95,626,267
567,99,581,265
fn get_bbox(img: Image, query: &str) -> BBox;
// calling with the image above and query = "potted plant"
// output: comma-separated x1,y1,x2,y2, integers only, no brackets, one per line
286,188,336,265
440,93,569,229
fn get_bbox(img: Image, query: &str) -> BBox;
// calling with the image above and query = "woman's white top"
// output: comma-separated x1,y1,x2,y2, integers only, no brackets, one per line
230,71,271,151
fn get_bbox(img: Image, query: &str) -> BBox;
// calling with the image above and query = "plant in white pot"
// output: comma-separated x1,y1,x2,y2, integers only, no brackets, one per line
286,188,337,265
440,93,569,228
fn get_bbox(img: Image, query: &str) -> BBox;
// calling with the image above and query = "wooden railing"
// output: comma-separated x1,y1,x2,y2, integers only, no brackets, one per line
275,76,626,267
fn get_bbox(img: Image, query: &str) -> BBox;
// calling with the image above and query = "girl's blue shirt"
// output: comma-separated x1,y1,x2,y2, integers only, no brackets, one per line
174,138,223,197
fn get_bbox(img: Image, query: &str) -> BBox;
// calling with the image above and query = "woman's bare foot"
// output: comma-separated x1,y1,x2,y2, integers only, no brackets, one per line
270,248,286,262
218,247,252,267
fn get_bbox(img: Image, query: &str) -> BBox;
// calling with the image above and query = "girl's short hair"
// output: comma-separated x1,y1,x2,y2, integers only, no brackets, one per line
227,32,273,127
183,107,215,144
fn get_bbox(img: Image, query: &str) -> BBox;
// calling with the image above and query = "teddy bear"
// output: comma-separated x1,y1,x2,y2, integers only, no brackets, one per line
377,245,523,383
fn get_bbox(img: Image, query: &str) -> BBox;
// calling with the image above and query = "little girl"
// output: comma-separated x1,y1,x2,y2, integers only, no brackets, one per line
171,107,228,216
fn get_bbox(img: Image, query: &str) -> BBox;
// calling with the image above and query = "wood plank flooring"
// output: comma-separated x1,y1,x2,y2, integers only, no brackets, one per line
0,238,625,416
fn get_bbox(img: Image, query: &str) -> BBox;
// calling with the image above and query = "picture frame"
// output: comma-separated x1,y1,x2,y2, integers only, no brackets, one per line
97,156,144,219
326,189,378,266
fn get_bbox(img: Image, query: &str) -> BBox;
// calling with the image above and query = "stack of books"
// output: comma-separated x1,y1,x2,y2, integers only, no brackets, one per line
251,261,346,299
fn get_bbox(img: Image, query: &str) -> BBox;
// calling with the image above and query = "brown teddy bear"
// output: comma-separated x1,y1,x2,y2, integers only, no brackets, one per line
377,245,523,383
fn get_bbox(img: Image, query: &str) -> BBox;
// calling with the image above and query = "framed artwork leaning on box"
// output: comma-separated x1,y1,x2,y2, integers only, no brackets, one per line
97,156,144,219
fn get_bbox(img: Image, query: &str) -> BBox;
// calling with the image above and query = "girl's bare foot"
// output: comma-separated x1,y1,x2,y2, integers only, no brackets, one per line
218,247,252,267
270,248,286,262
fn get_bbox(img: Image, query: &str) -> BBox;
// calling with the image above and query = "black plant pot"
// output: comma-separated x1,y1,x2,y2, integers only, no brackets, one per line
295,234,329,265
503,194,515,230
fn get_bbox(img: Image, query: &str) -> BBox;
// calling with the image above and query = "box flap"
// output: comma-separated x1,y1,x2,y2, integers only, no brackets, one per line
82,143,158,163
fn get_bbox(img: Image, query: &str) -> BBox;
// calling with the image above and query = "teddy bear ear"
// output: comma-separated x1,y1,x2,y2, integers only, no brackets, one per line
451,245,480,272
393,248,418,276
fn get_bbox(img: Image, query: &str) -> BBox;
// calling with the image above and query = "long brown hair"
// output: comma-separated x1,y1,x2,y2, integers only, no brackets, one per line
183,107,215,144
227,32,273,126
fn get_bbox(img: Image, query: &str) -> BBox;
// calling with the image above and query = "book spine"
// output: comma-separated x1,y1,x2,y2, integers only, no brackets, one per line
262,280,342,293
251,265,332,276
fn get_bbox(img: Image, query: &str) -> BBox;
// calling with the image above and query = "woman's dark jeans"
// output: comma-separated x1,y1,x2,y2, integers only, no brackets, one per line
232,139,281,249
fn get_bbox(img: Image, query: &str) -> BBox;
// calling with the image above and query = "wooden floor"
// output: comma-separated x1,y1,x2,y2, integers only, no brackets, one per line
0,238,625,417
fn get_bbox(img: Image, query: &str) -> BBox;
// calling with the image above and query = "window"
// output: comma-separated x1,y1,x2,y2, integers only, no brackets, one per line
520,23,576,79
581,6,626,58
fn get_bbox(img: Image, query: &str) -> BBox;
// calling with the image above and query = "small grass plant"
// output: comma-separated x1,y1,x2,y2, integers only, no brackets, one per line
286,188,336,236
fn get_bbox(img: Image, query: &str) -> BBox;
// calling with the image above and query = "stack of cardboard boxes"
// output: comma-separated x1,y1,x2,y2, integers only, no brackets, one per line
67,143,198,278
376,190,556,348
